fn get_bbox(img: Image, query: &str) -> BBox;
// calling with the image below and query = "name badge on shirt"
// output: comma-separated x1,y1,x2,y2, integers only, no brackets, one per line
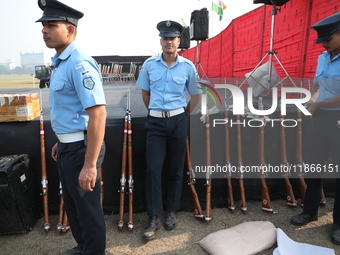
83,77,95,90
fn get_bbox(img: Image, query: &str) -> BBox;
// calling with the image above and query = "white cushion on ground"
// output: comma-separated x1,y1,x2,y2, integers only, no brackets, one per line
198,221,276,255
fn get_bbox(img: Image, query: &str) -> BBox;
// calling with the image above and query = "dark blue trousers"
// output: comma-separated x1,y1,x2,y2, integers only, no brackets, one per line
303,110,340,225
144,112,188,216
57,139,106,255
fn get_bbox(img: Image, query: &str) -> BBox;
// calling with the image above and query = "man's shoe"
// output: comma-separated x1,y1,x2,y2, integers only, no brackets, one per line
290,213,318,226
142,216,159,241
59,246,83,255
164,211,176,230
331,224,340,245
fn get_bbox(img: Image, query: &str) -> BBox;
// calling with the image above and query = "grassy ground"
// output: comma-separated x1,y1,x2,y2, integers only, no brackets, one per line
0,75,40,89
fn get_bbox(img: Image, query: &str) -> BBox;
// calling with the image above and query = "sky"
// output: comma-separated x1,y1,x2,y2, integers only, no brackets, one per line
0,0,261,66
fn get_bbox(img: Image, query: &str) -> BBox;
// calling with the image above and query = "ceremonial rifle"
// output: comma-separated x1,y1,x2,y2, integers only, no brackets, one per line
279,111,297,207
236,114,247,213
295,108,307,206
257,97,275,213
39,88,50,231
224,92,235,211
57,182,64,232
185,138,204,219
205,114,212,222
118,96,128,230
127,90,134,230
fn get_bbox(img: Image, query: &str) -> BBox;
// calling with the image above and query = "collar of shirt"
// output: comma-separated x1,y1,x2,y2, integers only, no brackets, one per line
155,54,186,68
52,41,78,68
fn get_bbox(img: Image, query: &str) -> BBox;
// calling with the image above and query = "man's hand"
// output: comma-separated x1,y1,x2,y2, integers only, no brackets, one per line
305,100,319,115
78,166,97,192
51,142,58,161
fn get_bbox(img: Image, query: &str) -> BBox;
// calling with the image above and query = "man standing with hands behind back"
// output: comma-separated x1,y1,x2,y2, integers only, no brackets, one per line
36,0,107,254
290,12,340,245
136,20,201,241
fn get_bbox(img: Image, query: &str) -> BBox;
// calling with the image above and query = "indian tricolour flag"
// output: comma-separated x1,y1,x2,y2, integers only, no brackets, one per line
212,0,227,21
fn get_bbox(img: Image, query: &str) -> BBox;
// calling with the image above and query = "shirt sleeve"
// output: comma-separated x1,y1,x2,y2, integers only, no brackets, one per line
71,58,106,109
136,61,150,91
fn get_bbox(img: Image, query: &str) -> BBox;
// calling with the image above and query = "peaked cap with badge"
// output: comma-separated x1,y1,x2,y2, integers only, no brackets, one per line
36,0,84,27
311,12,340,44
157,20,183,37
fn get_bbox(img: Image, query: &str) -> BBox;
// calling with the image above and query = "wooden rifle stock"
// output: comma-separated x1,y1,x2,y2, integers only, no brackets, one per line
118,110,128,230
236,115,247,213
185,138,204,219
296,109,307,206
127,109,134,230
39,89,50,231
224,109,235,211
205,115,212,222
280,114,297,207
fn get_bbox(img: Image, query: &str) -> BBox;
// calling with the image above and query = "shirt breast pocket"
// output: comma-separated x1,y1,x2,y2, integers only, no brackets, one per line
171,77,186,94
149,75,162,91
328,73,340,94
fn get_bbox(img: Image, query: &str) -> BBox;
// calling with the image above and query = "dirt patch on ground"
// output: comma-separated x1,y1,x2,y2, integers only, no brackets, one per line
1,197,339,255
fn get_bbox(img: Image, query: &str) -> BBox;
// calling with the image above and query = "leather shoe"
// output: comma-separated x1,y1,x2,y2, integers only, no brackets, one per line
142,216,159,241
331,224,340,245
59,246,83,255
290,213,318,226
164,211,176,230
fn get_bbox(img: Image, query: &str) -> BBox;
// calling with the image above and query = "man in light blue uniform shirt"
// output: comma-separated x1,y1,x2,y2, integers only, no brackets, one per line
290,12,340,245
36,0,107,254
136,20,201,241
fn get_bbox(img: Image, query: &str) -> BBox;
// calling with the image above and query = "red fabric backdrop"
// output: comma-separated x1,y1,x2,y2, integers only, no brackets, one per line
181,0,339,89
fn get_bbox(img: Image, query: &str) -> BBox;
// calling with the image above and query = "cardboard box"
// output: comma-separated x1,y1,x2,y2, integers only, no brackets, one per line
0,93,40,122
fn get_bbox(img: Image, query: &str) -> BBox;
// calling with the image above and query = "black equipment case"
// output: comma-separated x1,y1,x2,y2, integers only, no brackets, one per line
0,154,40,234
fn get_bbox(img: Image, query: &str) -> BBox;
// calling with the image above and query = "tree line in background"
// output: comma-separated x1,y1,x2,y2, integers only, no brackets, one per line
0,65,35,75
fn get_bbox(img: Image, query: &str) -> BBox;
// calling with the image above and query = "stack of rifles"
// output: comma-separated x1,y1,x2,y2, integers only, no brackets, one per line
38,88,327,232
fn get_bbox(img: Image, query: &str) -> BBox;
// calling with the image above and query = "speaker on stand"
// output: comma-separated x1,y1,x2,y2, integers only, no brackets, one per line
189,8,209,80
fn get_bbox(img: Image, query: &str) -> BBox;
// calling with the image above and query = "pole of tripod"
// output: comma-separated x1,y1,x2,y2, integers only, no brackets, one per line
268,5,277,91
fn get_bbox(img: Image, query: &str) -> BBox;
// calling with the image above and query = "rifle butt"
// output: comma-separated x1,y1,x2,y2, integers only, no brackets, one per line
320,186,326,206
226,178,235,211
260,178,275,213
283,177,297,207
238,178,247,213
205,184,212,222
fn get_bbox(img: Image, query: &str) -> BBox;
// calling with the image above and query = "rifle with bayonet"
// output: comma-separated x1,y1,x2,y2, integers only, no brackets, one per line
224,92,235,211
39,89,50,231
205,114,212,222
236,114,247,213
257,97,275,213
295,108,307,206
279,109,297,207
127,90,134,230
185,138,204,219
118,94,129,230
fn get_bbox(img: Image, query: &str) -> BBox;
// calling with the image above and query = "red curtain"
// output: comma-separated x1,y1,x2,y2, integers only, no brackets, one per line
181,0,339,89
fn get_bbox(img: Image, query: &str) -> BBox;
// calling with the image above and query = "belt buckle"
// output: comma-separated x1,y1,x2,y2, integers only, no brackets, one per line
162,111,169,118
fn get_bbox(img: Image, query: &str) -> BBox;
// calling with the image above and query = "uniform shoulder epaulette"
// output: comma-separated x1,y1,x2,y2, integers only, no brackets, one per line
144,56,157,63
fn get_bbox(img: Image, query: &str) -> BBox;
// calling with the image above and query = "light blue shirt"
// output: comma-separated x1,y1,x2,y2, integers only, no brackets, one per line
136,54,201,111
49,42,106,134
314,51,340,110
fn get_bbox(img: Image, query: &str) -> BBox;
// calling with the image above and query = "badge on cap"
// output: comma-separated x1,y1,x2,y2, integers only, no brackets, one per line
166,20,171,27
40,0,46,6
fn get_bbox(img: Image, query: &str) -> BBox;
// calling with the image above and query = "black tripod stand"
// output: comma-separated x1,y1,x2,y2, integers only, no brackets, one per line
240,0,297,93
